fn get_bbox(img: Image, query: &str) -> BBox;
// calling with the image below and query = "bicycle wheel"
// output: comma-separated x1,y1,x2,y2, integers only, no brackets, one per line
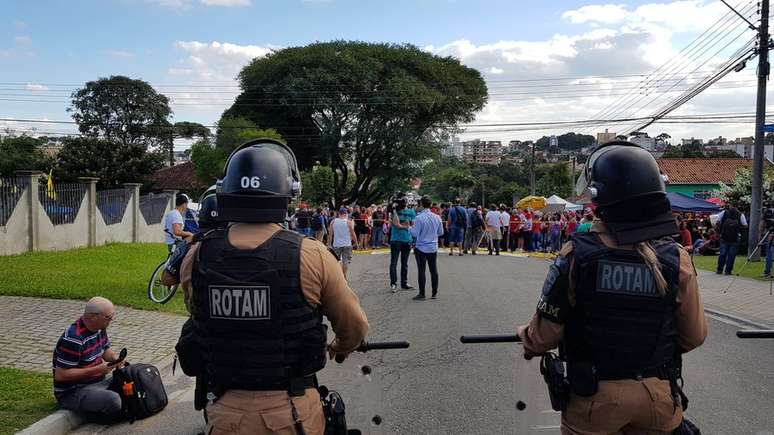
148,260,178,304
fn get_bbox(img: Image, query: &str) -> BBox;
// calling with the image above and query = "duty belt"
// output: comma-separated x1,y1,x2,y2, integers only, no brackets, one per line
596,366,671,381
213,375,317,397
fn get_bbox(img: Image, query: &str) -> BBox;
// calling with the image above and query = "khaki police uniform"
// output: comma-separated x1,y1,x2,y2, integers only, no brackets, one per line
179,223,369,435
518,221,708,435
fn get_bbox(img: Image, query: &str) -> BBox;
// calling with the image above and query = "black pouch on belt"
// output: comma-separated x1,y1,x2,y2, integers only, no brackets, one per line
540,352,570,411
567,361,598,397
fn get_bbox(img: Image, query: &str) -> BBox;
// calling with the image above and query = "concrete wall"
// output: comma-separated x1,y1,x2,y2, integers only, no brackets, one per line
0,191,30,256
0,176,172,256
96,200,132,245
37,199,89,252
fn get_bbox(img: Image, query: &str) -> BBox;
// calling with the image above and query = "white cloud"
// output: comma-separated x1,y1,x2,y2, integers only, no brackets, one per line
25,83,49,91
173,40,273,82
107,49,135,59
562,4,628,24
423,1,759,143
14,20,27,29
14,35,32,45
200,0,251,6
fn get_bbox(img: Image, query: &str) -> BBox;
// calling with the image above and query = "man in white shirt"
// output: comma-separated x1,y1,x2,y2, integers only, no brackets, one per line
328,207,358,278
163,194,194,253
499,205,511,253
485,204,502,256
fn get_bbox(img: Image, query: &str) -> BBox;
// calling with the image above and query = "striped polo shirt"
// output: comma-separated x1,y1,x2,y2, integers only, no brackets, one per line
52,317,111,398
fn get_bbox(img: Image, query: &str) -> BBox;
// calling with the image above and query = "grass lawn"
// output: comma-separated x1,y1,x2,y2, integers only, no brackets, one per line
0,367,58,435
692,254,770,280
0,243,187,315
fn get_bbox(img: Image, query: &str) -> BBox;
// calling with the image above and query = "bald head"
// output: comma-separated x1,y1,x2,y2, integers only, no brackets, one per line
84,296,113,316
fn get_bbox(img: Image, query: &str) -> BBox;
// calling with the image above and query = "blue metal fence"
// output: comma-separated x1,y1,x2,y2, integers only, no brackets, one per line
0,177,27,227
139,193,171,225
38,182,87,225
97,188,132,225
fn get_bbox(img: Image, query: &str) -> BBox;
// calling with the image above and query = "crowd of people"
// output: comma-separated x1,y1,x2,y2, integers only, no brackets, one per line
288,200,601,256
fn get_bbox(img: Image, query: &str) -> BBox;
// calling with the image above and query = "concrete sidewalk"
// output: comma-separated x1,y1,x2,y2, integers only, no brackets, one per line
695,270,774,327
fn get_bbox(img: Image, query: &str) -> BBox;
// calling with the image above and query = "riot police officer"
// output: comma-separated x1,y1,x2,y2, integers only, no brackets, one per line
176,139,369,435
517,142,708,434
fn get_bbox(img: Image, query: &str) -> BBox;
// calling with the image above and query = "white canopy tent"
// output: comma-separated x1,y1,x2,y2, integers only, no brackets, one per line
544,195,583,213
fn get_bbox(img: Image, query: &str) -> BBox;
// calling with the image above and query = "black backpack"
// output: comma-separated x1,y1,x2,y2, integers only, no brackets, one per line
471,210,484,230
720,215,741,244
453,206,467,227
311,214,323,231
110,363,168,422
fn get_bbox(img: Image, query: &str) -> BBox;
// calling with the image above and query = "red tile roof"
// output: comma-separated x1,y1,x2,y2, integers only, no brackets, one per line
656,158,770,184
149,162,207,191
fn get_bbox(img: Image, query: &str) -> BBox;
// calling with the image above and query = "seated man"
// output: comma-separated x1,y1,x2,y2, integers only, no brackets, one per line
53,297,125,422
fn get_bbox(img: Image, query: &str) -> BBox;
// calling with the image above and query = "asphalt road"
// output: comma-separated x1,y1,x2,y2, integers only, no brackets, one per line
71,250,774,435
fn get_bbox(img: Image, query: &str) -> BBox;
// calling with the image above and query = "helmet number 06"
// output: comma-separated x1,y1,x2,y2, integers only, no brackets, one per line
240,176,261,189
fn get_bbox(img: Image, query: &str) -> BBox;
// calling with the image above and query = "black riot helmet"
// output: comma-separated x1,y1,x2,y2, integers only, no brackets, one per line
217,138,301,223
575,141,677,244
197,185,221,230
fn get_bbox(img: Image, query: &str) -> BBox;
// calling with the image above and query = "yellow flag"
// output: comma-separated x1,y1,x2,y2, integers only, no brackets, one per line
47,169,57,200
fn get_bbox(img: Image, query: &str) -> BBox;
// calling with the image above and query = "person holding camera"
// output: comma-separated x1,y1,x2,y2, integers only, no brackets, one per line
715,203,747,275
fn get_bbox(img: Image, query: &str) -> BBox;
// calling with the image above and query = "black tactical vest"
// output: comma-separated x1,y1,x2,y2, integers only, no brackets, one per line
190,228,327,391
564,232,680,380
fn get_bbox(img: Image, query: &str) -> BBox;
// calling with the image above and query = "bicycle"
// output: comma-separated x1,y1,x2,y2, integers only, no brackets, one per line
148,232,186,304
147,256,178,304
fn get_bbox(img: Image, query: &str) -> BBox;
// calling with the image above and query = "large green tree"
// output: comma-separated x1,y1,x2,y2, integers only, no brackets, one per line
0,136,53,176
225,41,487,206
190,116,283,185
300,165,336,206
68,76,172,150
54,137,164,188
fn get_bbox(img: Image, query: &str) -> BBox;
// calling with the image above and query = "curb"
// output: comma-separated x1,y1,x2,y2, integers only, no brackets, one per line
704,306,774,330
16,352,179,435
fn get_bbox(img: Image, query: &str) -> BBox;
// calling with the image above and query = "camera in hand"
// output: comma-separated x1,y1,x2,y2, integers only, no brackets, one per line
763,206,774,231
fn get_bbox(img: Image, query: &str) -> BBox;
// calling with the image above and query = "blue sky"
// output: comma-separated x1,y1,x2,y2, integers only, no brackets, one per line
1,0,765,144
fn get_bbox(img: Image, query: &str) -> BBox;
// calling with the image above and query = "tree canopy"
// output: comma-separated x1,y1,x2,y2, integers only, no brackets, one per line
0,136,53,177
68,76,172,150
54,137,164,188
190,116,283,185
225,40,487,206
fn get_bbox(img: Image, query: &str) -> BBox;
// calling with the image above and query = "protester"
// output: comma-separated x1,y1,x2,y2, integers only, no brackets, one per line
509,210,522,252
389,198,415,291
447,199,466,256
372,206,386,248
499,205,511,253
312,207,327,242
410,196,444,300
466,203,485,255
329,207,358,278
294,203,314,238
485,204,502,255
576,213,594,233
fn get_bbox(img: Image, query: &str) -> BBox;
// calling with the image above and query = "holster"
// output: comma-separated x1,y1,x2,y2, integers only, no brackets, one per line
319,386,348,435
540,352,570,411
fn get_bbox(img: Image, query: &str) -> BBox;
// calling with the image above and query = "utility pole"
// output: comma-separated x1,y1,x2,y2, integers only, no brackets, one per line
571,154,577,198
750,0,769,259
530,144,536,195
